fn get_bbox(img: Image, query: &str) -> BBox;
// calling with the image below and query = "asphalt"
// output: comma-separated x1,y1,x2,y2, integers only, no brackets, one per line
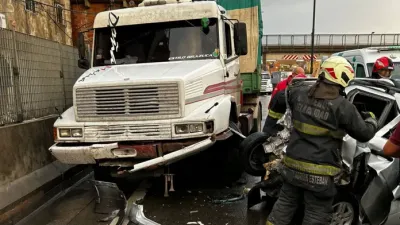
16,95,272,225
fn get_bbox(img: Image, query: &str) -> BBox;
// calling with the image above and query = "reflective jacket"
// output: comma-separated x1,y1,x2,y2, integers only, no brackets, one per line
268,74,307,108
266,81,377,176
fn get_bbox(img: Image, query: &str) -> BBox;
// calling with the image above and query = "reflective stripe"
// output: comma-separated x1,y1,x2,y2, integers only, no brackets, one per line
283,156,341,176
293,120,345,139
268,109,283,119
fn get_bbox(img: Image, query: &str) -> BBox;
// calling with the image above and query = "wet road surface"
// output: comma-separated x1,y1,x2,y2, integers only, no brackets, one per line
17,95,272,225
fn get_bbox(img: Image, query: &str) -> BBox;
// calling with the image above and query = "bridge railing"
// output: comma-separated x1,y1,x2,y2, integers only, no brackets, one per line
263,34,400,47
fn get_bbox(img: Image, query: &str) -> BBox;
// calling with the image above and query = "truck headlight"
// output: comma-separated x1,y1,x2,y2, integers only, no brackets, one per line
189,124,203,133
71,128,83,137
59,128,71,137
58,128,83,138
175,123,204,134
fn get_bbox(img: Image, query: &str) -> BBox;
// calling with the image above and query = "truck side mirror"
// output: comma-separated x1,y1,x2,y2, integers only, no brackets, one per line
78,32,89,69
234,22,248,56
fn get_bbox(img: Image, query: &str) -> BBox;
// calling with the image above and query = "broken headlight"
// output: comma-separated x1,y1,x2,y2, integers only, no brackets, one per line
58,128,83,137
175,123,204,134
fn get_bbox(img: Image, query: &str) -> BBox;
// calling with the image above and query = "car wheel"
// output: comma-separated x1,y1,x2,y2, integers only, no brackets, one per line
239,131,270,176
331,194,359,225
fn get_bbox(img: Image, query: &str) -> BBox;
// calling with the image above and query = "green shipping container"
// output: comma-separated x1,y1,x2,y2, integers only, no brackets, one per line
218,0,263,94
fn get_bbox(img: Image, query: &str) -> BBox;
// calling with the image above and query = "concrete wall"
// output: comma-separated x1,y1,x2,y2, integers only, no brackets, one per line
0,116,76,224
0,117,56,186
0,0,73,45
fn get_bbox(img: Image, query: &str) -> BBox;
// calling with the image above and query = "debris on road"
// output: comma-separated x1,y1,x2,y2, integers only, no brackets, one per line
210,193,245,204
187,222,204,225
99,209,120,222
190,210,199,214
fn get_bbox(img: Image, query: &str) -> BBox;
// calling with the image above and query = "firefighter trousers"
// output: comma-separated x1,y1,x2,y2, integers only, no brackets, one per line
267,178,336,225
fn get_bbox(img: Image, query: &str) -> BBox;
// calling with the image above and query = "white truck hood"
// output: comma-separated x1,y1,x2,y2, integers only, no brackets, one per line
74,59,221,87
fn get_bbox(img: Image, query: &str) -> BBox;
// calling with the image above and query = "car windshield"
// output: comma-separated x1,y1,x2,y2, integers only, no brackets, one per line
367,62,400,80
93,18,219,66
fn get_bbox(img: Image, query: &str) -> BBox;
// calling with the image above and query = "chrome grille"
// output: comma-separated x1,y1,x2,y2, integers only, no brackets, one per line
84,124,171,141
75,83,180,120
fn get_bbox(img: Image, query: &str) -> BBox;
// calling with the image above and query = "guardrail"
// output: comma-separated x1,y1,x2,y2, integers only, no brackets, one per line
263,34,400,47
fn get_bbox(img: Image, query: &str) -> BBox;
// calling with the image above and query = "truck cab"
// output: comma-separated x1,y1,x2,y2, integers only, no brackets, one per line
49,0,259,177
332,46,400,79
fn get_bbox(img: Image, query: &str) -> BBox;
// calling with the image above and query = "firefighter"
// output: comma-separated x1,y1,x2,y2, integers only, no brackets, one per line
262,67,307,135
270,67,306,101
262,74,307,136
371,56,395,79
266,56,378,225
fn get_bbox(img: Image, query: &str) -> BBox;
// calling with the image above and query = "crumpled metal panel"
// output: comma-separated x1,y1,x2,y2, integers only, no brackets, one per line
129,203,161,225
93,181,126,214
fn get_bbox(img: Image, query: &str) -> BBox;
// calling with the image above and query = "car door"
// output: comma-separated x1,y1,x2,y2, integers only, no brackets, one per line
346,84,396,128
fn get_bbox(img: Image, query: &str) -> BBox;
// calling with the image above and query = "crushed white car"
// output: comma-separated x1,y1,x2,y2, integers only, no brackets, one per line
242,78,400,225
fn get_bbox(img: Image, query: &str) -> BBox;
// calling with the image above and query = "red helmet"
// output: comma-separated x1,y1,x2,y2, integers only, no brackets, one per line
372,56,394,73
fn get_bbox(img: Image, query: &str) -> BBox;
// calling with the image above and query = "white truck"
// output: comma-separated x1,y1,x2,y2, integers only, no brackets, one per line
49,0,264,180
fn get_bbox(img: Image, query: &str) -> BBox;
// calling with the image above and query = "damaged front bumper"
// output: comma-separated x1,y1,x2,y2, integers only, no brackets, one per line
49,137,216,172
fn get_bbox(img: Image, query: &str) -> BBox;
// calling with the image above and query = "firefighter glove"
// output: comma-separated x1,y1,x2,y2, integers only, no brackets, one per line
361,111,378,131
361,111,376,120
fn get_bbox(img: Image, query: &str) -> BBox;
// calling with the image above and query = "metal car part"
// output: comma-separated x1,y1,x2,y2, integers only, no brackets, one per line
129,203,161,225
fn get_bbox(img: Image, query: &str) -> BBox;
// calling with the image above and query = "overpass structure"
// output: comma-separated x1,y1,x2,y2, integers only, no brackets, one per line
262,33,400,64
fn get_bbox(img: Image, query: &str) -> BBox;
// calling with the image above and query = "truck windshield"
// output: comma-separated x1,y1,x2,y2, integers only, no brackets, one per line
93,18,219,66
367,62,400,80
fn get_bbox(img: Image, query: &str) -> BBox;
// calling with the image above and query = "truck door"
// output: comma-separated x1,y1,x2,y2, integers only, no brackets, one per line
222,20,241,108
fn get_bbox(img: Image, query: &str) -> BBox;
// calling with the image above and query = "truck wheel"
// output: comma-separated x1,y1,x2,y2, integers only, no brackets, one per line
93,165,114,182
219,121,245,184
239,131,270,176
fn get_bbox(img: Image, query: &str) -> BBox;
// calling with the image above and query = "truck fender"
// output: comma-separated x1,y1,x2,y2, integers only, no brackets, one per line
206,96,232,134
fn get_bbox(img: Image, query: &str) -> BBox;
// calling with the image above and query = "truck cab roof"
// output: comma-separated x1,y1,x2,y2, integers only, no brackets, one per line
93,1,224,28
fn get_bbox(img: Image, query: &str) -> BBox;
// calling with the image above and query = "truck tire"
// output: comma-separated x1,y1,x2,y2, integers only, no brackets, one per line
239,131,270,176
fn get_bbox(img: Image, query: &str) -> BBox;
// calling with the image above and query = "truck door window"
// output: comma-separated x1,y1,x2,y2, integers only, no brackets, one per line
93,19,219,66
224,22,232,58
356,64,366,78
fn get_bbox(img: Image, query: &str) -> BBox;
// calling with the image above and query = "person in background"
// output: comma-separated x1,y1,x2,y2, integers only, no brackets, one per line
269,67,306,102
383,122,400,157
371,56,395,79
262,69,307,135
